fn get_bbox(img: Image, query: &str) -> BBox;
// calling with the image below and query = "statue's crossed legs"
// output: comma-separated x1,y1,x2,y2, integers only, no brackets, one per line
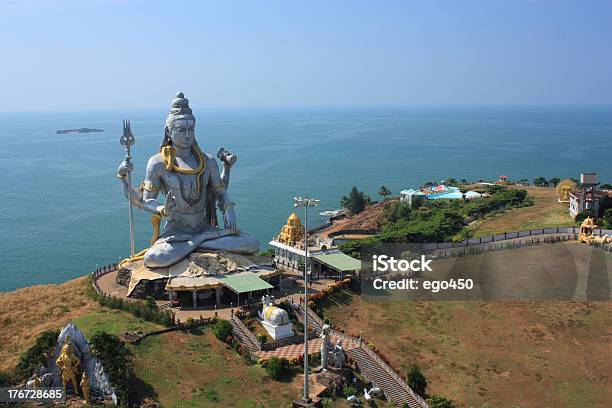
144,228,260,268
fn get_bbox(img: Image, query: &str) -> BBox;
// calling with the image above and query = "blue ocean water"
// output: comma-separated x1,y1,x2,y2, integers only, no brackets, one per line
1,106,611,292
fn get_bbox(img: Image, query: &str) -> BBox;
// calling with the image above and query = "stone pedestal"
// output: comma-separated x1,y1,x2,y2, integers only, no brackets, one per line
260,320,294,340
315,370,346,396
116,250,278,299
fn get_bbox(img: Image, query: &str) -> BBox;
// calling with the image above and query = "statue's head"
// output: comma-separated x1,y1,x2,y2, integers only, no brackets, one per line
162,92,196,149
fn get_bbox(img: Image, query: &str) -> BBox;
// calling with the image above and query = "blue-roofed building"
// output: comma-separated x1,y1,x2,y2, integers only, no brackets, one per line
401,184,484,205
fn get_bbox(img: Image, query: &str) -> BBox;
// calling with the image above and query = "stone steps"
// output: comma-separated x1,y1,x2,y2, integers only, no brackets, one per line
347,347,423,408
230,319,260,353
157,303,171,311
298,303,427,408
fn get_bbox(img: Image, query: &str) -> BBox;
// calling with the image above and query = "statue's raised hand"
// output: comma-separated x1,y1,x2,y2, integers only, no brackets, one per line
116,160,133,178
224,206,237,232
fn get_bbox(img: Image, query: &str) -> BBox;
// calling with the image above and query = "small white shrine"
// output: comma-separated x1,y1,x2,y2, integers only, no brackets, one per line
258,295,294,340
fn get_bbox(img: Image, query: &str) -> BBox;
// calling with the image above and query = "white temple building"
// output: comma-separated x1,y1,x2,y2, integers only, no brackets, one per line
268,212,361,280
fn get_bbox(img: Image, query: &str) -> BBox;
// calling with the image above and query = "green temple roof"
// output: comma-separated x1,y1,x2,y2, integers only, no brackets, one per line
312,252,361,272
218,273,274,294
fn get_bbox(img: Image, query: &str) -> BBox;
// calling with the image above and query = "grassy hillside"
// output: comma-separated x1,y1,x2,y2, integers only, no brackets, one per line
129,330,305,407
471,186,575,237
0,277,100,372
0,277,307,407
319,290,612,408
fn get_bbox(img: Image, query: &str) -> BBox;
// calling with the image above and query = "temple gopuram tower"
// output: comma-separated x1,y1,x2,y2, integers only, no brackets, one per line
277,212,304,246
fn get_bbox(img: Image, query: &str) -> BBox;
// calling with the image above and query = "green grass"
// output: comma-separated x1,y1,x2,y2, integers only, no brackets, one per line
72,308,163,338
555,380,601,408
472,187,575,237
129,328,302,407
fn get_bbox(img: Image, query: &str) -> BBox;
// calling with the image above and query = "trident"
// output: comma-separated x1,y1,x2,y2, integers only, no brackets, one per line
120,120,136,257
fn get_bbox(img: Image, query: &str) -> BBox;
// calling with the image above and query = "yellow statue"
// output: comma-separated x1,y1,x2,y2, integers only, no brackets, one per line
556,179,577,204
578,217,598,243
56,336,81,395
80,372,90,405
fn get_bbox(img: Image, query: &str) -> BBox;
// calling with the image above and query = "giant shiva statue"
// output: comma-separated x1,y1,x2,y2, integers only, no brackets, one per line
117,92,260,268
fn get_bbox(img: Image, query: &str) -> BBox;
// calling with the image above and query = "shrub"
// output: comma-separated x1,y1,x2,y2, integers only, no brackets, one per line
266,356,290,380
257,248,275,258
240,347,255,365
407,364,427,397
213,320,233,341
603,208,612,229
90,332,131,404
145,295,156,311
322,311,331,324
257,332,267,344
16,329,60,380
321,397,335,408
342,385,356,399
575,211,590,223
0,372,12,387
88,278,175,327
427,395,456,408
205,388,219,402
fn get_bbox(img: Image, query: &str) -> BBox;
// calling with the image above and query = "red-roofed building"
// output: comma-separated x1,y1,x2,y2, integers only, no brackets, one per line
498,175,509,183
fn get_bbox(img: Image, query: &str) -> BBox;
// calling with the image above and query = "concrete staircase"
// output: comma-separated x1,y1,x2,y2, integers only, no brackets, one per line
347,346,425,408
299,301,428,408
230,316,260,353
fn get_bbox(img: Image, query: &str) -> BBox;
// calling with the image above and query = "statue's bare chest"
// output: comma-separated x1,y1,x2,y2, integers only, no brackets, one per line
159,165,210,212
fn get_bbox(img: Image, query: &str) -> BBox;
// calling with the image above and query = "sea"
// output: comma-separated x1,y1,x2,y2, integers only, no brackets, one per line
1,106,611,292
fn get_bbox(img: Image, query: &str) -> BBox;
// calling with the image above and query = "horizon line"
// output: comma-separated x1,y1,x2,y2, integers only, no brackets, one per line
2,102,612,114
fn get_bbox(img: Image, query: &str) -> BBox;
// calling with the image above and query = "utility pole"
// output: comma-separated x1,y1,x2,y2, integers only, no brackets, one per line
294,196,319,405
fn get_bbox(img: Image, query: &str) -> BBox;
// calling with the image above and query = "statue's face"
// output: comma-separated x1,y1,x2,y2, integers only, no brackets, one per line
169,118,195,148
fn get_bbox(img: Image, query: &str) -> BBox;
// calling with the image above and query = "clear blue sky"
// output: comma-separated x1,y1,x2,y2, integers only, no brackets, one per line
1,0,611,111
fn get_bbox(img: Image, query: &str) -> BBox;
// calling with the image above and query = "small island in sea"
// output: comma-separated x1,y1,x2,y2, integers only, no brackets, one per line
56,128,104,134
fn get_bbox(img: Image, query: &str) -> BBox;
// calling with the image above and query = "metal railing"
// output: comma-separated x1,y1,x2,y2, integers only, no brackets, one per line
422,227,582,251
431,233,577,259
308,222,333,234
327,228,380,238
91,263,118,295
